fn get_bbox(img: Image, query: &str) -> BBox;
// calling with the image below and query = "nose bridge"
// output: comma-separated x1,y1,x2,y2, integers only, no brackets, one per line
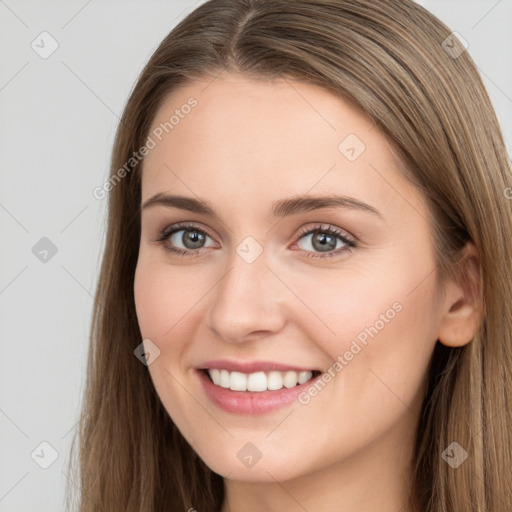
206,238,286,342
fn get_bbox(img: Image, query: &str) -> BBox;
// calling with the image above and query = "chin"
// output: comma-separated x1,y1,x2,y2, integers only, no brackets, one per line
194,442,310,483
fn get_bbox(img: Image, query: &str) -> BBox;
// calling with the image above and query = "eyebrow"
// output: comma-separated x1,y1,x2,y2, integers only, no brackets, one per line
140,193,382,219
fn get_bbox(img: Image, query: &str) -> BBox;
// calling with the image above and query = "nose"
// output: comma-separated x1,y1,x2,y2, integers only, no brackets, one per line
205,246,288,344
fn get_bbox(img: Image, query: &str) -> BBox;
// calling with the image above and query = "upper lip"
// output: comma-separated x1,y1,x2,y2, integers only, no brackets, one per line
197,359,320,374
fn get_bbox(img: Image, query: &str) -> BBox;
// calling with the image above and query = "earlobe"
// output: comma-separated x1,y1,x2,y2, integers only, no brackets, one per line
437,243,483,348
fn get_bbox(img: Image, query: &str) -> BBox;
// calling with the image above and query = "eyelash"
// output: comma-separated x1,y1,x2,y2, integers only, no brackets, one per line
155,222,357,260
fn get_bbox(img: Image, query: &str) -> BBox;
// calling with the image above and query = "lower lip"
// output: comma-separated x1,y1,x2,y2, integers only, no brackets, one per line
197,369,321,415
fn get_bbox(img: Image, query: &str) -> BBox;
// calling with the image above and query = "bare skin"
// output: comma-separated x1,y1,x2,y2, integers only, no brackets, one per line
134,72,481,512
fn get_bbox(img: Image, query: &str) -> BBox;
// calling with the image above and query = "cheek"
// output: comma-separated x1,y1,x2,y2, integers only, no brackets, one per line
322,276,437,361
134,257,207,343
133,259,208,442
324,272,437,418
293,249,439,410
311,239,439,361
289,274,438,469
285,266,422,358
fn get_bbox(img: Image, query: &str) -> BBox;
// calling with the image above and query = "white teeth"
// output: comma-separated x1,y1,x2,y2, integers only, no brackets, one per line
298,370,313,384
247,371,267,392
229,371,247,391
267,371,283,390
209,369,220,385
206,369,314,392
219,369,230,388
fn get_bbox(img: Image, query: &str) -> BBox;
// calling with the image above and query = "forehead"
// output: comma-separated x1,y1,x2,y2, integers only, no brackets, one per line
141,72,420,219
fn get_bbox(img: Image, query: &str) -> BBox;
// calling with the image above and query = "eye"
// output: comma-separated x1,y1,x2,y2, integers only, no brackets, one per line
292,223,356,260
156,223,217,257
155,222,357,259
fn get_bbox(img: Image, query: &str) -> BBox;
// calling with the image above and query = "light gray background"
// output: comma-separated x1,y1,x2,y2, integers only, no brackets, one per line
1,1,511,510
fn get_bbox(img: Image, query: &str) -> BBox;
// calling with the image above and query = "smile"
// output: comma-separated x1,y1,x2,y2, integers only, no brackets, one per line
204,368,321,392
197,366,324,415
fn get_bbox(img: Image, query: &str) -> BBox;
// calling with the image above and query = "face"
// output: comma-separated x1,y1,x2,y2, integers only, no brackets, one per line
134,72,444,482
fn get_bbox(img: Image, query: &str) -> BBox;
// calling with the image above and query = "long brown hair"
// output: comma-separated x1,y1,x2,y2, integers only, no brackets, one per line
67,1,512,510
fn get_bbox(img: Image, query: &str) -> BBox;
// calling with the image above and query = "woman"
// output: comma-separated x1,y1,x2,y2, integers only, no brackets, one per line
68,1,512,510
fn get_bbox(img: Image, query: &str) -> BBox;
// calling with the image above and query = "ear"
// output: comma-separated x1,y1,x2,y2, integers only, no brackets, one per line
437,242,483,348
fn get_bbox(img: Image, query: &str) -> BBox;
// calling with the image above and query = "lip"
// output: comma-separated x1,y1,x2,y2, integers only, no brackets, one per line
197,359,320,373
197,368,322,415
